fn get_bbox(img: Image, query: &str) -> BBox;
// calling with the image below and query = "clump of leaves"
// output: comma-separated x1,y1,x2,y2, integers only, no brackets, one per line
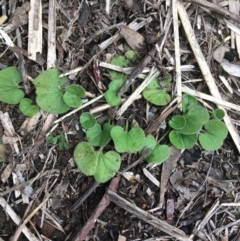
169,94,228,151
142,75,172,106
0,67,24,104
33,68,86,114
104,51,172,107
74,114,171,183
74,116,120,183
104,50,137,107
46,131,69,150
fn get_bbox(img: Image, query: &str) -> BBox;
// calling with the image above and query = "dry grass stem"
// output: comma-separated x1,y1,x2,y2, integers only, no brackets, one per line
173,0,182,105
116,67,159,119
182,85,240,112
54,94,104,124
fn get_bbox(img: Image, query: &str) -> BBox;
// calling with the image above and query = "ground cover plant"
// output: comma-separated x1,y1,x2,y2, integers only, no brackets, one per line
0,67,86,115
169,94,228,151
0,1,239,240
0,66,228,183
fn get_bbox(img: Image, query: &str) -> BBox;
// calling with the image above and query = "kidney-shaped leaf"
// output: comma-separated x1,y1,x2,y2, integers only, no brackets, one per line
94,151,121,183
169,115,186,130
199,120,228,151
86,123,112,147
73,142,98,176
80,112,97,129
19,98,40,117
33,68,70,114
143,78,171,106
111,126,145,153
146,144,170,164
169,130,197,149
63,84,85,108
177,104,209,134
0,67,24,104
73,142,121,183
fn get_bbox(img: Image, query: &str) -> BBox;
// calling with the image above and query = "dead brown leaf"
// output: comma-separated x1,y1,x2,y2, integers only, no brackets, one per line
119,25,145,51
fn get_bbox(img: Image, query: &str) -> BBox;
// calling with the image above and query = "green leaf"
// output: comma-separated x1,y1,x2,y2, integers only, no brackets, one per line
177,104,209,134
199,120,228,151
46,134,58,145
80,112,97,129
94,151,121,183
86,123,112,147
73,142,98,176
111,126,145,153
146,144,170,164
140,134,158,153
212,108,225,120
104,77,127,106
0,67,24,104
19,98,40,117
73,142,121,183
105,51,137,107
140,134,170,164
169,115,186,130
33,68,70,114
169,130,197,149
111,55,130,68
182,94,197,113
124,50,138,63
142,78,171,106
63,84,85,108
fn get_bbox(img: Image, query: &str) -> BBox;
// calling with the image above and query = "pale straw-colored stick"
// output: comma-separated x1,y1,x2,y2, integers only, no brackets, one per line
182,85,240,112
116,67,159,119
173,0,182,105
54,94,104,124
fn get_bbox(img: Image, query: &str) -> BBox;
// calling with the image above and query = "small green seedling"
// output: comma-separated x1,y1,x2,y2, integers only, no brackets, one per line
19,98,40,117
104,50,137,107
140,134,170,164
169,95,228,151
63,84,85,108
33,68,86,114
80,112,97,129
74,142,121,183
104,51,172,107
46,131,69,149
33,68,70,114
0,67,24,104
86,123,112,147
142,75,172,106
110,125,145,153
